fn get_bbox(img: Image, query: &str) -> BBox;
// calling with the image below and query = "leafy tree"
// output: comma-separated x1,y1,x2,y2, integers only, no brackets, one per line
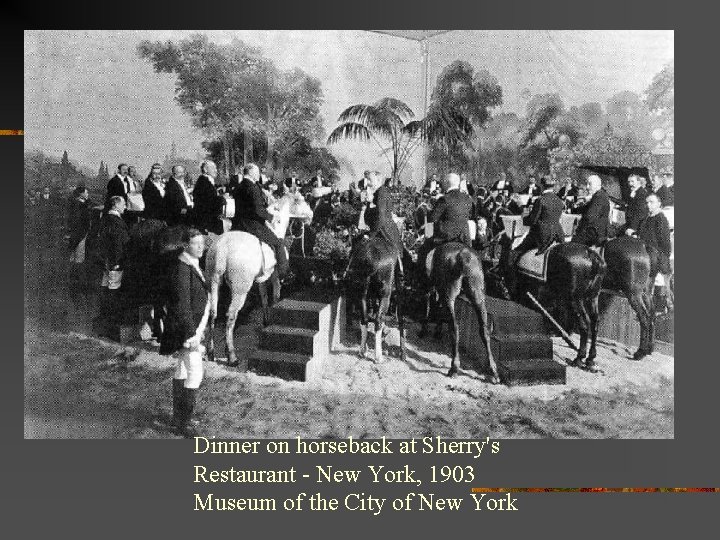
645,60,674,114
426,61,502,171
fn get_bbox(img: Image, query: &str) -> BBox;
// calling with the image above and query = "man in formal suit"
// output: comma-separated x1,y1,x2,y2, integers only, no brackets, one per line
97,196,130,341
160,228,210,437
66,185,91,264
416,173,474,283
192,160,225,234
127,166,139,193
572,175,611,247
491,171,514,196
232,163,289,277
637,193,673,311
505,177,566,279
623,174,649,235
142,163,167,222
520,175,541,199
106,163,131,207
309,168,327,189
655,172,674,207
284,169,301,193
366,171,404,266
164,165,193,226
557,177,579,203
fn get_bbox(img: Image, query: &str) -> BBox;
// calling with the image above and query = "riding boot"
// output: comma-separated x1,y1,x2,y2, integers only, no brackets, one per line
171,379,184,427
178,387,199,438
275,243,290,278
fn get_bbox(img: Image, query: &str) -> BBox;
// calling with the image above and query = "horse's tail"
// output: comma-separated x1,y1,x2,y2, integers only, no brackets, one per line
205,235,227,318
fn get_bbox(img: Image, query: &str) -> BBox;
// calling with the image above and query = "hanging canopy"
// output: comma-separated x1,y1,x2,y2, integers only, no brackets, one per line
369,30,452,42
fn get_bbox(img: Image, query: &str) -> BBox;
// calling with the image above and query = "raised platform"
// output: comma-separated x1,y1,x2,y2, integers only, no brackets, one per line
456,295,565,386
248,296,346,382
598,289,674,355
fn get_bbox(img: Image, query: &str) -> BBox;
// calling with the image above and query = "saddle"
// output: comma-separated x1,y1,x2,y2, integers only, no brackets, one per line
516,243,559,282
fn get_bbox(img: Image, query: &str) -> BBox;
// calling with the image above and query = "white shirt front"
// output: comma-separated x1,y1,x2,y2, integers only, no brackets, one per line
152,179,165,198
174,177,193,207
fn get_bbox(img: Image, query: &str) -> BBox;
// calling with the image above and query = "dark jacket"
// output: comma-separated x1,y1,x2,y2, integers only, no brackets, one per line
572,188,611,247
368,185,404,257
106,175,128,206
430,189,473,247
638,212,673,275
520,191,566,252
160,257,210,355
520,183,541,197
192,175,224,234
67,197,91,251
99,212,130,269
624,187,649,232
142,179,166,222
655,184,674,207
557,183,578,200
231,177,273,233
164,177,190,226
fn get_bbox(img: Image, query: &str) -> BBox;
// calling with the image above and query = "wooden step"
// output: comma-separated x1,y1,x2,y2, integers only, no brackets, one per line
491,334,553,362
259,325,320,356
497,357,566,386
248,349,319,382
270,299,328,330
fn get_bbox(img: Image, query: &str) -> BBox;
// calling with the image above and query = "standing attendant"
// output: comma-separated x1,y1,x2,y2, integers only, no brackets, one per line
142,163,167,221
66,185,91,265
160,229,210,438
106,163,131,207
97,196,130,341
366,171,404,265
637,193,674,311
623,174,649,235
164,165,193,226
655,172,674,207
192,160,225,234
521,175,541,199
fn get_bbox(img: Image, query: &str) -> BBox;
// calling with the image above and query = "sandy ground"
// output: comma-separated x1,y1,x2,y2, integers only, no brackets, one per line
24,309,674,439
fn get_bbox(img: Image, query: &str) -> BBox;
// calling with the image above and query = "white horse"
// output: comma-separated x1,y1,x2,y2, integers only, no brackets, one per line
205,193,313,366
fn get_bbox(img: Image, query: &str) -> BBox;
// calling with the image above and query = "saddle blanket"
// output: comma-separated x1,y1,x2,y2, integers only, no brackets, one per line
517,245,558,282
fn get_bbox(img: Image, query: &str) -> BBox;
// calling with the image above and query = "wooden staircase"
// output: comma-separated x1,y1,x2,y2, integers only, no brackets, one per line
248,297,346,382
457,296,566,386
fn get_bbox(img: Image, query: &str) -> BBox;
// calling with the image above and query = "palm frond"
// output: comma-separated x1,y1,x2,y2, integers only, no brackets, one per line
374,97,415,119
326,122,372,145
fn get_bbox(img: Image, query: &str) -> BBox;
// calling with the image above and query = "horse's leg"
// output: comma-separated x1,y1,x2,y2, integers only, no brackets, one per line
258,281,270,327
641,285,655,354
585,295,600,373
270,270,281,304
395,267,406,361
419,291,431,338
375,283,392,364
467,286,500,384
442,281,463,378
568,297,589,367
225,291,248,367
358,283,369,359
206,279,220,363
626,291,649,359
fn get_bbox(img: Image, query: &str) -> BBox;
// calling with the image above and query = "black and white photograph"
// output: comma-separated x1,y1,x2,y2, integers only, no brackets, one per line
24,29,674,439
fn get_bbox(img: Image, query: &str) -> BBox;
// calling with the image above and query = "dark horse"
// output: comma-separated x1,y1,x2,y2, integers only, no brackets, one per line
603,236,655,359
419,242,500,383
344,235,406,363
498,238,606,371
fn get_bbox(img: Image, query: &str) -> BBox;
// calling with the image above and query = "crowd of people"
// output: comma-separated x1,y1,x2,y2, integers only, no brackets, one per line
26,159,675,437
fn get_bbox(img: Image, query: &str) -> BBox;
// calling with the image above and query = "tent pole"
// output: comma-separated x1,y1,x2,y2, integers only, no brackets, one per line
421,39,429,189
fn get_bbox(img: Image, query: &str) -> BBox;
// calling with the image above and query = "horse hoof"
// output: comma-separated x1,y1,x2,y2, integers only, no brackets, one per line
569,357,585,368
632,349,648,361
446,368,459,378
227,358,239,367
583,361,599,373
490,375,501,385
